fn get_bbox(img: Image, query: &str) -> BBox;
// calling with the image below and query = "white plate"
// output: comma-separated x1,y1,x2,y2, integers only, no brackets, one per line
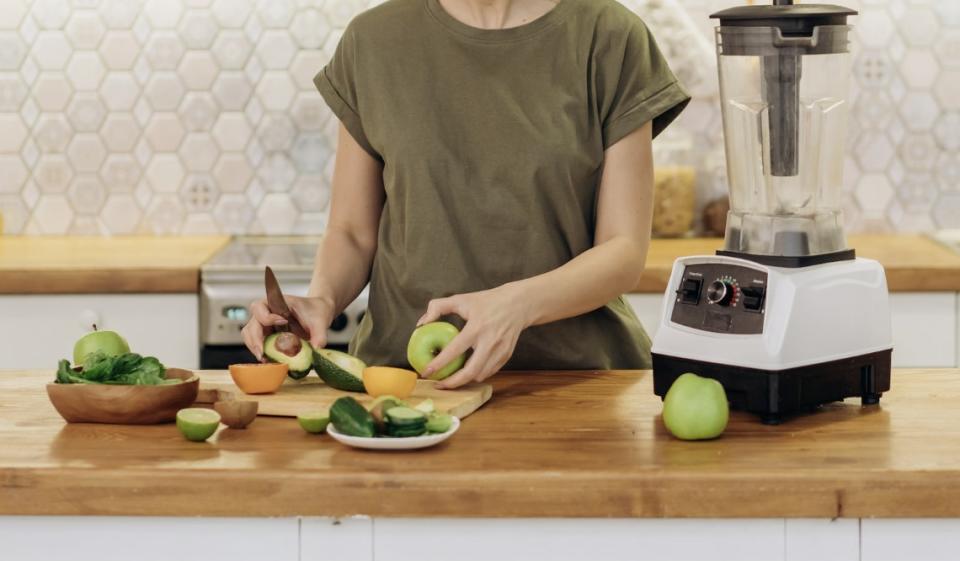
326,416,460,450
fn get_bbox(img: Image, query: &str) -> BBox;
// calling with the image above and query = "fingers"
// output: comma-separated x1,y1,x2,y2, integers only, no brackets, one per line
435,344,492,389
424,330,475,379
241,320,268,361
417,296,461,326
436,341,510,390
250,299,288,327
288,299,328,349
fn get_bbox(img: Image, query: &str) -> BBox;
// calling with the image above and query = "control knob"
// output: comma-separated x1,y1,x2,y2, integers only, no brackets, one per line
706,280,735,306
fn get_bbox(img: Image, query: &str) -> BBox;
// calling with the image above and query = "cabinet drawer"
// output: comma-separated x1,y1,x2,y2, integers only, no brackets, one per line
0,294,198,369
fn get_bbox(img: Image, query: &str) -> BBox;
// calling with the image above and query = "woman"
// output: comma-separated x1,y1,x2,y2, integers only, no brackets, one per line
243,0,689,389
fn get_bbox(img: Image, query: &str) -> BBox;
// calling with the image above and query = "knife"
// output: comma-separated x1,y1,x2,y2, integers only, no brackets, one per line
264,266,311,341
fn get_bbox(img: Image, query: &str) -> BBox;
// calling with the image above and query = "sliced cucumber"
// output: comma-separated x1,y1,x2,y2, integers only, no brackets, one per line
425,412,454,433
385,406,427,427
330,396,375,437
369,397,403,435
387,424,428,438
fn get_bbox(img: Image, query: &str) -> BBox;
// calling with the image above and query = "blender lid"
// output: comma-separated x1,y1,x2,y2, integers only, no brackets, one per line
711,2,856,31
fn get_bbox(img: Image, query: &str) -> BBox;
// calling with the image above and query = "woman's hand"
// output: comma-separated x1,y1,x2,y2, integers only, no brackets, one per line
416,284,531,389
241,295,335,360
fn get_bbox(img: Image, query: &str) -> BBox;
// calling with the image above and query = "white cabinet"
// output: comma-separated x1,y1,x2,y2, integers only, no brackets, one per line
372,518,785,561
627,292,960,367
0,516,298,561
0,294,199,369
301,517,373,561
861,519,960,561
785,519,859,561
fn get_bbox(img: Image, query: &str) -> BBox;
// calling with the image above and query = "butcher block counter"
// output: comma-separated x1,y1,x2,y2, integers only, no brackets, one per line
0,235,230,294
1,234,958,294
2,368,959,519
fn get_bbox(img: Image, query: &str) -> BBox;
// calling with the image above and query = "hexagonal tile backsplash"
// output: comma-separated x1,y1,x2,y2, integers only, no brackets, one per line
0,0,956,235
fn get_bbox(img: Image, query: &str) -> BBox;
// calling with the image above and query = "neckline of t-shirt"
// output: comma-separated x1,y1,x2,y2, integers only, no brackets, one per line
425,0,573,43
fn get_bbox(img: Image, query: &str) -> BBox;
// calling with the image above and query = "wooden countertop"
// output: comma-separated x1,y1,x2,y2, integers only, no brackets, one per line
0,236,230,294
2,369,960,518
0,234,957,294
636,234,960,292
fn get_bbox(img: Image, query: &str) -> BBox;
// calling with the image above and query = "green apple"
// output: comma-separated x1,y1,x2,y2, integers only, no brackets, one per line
73,326,130,367
662,372,729,441
407,321,466,381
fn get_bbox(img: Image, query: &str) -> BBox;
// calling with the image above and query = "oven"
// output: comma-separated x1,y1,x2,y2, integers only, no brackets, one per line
199,237,367,369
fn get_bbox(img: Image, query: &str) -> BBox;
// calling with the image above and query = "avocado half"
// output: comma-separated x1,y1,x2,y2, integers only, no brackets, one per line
313,348,366,392
263,332,314,379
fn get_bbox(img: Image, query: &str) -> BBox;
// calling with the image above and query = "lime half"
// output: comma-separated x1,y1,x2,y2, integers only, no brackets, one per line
176,408,221,442
297,410,330,434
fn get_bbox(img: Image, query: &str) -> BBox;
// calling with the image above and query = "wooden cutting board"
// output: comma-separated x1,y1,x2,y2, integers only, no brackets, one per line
195,370,493,419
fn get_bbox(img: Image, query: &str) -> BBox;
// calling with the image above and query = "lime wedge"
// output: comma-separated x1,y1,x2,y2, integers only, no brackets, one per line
176,408,221,442
297,410,330,434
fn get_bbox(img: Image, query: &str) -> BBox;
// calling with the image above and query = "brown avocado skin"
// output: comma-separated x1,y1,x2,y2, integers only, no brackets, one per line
263,333,313,379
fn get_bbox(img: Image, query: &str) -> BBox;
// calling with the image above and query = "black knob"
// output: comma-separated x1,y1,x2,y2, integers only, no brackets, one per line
706,280,734,306
329,313,349,331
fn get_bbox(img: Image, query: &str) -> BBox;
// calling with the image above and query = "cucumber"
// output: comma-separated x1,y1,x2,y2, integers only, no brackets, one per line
385,406,427,427
387,424,427,438
414,398,434,415
369,397,403,435
330,396,376,437
426,412,454,433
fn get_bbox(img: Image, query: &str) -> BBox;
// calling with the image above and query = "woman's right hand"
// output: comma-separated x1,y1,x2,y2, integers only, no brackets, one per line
241,295,335,360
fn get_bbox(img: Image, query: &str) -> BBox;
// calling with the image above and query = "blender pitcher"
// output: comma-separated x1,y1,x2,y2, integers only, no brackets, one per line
712,1,856,257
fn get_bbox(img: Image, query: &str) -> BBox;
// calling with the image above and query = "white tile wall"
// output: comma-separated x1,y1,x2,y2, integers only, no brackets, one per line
0,0,955,235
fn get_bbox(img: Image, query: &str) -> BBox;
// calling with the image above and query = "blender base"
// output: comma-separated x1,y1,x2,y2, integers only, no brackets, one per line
651,350,892,424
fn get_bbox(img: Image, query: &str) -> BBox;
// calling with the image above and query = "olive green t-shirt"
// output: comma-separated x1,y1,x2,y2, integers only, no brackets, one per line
315,0,690,370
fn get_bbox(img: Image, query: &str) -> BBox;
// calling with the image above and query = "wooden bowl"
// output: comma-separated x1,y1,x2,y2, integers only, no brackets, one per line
46,369,199,424
229,363,289,394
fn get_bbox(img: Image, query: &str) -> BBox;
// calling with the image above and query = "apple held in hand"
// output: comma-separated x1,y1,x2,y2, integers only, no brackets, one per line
73,325,130,367
407,321,466,381
662,372,729,440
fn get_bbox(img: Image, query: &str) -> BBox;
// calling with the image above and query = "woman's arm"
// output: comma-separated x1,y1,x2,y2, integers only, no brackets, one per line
420,121,655,388
242,124,384,358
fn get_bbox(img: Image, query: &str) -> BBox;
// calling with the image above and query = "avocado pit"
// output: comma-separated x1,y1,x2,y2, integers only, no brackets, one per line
275,331,302,357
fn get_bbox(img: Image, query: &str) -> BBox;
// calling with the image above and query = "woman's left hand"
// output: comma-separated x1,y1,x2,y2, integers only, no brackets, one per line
416,284,531,389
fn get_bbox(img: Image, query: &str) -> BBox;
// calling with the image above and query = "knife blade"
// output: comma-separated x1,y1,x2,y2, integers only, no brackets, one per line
264,266,311,341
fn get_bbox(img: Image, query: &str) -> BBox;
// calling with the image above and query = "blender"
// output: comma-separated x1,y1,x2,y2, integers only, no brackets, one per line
650,0,893,424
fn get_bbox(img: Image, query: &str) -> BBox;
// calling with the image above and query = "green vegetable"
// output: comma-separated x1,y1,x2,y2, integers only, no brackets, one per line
425,412,454,434
54,352,175,385
383,406,428,438
385,406,427,427
369,397,403,434
330,396,376,437
386,424,427,438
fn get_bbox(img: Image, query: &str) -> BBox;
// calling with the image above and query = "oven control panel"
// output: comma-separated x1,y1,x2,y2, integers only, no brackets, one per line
670,263,767,334
200,281,368,346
